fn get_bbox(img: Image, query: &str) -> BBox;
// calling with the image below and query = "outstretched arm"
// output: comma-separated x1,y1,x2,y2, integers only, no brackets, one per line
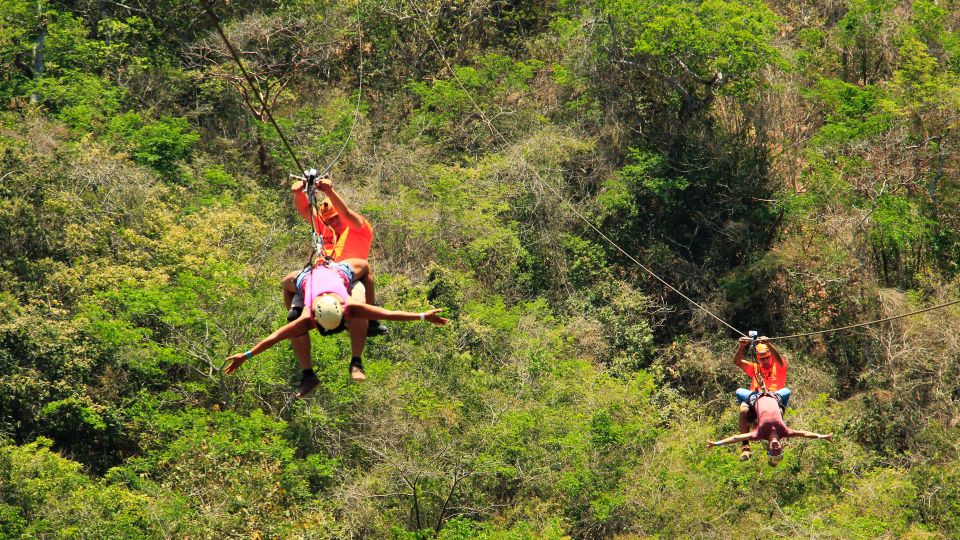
707,431,757,449
347,304,448,325
317,177,364,229
789,429,832,442
224,317,313,374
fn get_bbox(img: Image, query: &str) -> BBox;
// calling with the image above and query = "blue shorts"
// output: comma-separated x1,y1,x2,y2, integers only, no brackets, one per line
736,388,791,409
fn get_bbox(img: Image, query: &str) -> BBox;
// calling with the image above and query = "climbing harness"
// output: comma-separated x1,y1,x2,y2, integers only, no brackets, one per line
747,391,783,415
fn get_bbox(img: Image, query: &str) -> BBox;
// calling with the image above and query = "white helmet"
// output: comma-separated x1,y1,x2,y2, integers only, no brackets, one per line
312,294,343,330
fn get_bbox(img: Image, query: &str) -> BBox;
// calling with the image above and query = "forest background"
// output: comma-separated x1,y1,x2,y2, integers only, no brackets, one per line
1,0,960,537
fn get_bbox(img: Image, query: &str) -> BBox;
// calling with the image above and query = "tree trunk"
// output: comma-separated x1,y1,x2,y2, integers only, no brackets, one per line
859,36,868,85
841,49,849,82
256,131,271,176
30,5,47,105
100,0,111,45
879,244,890,286
411,482,422,530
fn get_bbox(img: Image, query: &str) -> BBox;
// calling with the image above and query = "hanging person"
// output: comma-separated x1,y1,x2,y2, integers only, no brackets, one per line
286,174,386,336
707,393,832,466
733,336,791,461
226,262,448,392
280,174,386,396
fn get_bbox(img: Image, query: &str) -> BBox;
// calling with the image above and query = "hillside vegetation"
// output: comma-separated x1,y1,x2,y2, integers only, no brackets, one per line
1,0,959,537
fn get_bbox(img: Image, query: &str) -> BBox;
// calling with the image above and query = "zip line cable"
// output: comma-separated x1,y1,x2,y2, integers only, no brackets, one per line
202,0,306,175
203,0,364,176
767,298,960,341
405,1,748,338
531,161,749,337
403,3,960,342
202,0,365,262
319,12,364,177
205,0,958,342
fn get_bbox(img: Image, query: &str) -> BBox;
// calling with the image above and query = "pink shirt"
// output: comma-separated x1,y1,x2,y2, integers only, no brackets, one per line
749,395,796,441
302,264,349,320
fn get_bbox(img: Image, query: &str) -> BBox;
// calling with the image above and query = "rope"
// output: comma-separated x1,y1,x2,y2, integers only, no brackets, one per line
202,0,306,175
203,0,365,265
319,5,363,177
405,2,747,338
766,298,960,341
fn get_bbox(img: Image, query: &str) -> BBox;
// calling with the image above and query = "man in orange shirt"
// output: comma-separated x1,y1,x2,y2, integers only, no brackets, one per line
281,175,386,395
286,176,380,312
733,336,791,461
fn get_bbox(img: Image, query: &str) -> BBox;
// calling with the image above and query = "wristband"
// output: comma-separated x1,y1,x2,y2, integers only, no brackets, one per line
244,350,253,359
419,312,425,321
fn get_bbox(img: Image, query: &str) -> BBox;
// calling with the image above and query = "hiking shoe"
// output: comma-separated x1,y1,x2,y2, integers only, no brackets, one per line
367,320,389,337
349,358,367,382
296,374,320,398
739,447,752,462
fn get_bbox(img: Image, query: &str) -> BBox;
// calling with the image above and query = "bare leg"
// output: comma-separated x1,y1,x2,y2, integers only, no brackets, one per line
738,403,753,459
738,403,752,434
342,258,371,297
344,258,376,305
361,268,375,305
342,258,387,337
291,334,312,371
283,269,300,310
282,269,312,370
347,317,368,381
348,317,368,359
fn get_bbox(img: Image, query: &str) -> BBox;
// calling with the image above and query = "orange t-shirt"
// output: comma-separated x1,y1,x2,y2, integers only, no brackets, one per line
740,360,787,392
293,189,374,261
331,219,373,261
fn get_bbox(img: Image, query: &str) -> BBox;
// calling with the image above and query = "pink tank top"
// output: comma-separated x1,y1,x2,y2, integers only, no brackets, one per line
302,264,349,319
754,395,795,440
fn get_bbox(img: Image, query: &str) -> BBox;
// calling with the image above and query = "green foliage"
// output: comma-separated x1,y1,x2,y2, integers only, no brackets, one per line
121,408,314,537
869,194,932,256
816,469,919,538
257,95,367,173
615,148,689,203
911,460,960,536
807,78,892,144
108,113,199,176
2,0,960,537
0,0,37,100
599,0,781,99
435,517,566,540
0,437,182,538
405,54,545,150
35,72,125,131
